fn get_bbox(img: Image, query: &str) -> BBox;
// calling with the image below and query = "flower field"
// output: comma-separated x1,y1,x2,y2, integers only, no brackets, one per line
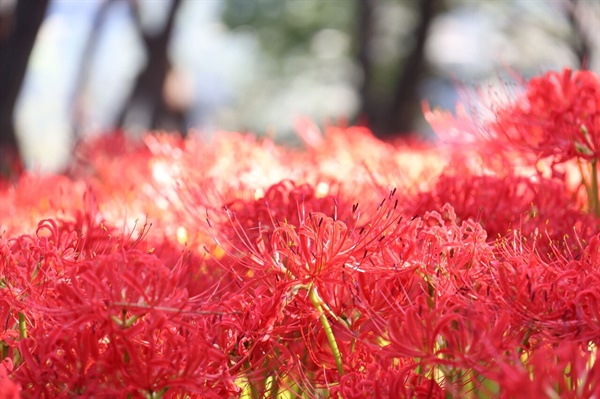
1,69,599,398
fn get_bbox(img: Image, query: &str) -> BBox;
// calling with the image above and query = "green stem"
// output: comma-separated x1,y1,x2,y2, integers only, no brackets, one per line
0,341,7,359
590,159,599,217
517,329,532,356
145,387,168,399
244,360,259,399
265,374,278,398
308,286,344,376
110,312,140,329
18,312,27,338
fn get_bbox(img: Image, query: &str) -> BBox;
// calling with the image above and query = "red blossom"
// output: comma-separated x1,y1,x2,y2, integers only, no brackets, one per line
0,358,21,399
490,69,600,162
425,69,600,165
1,69,598,397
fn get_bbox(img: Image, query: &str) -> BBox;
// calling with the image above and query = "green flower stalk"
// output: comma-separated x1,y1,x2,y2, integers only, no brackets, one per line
308,285,344,376
18,312,27,339
578,157,599,217
590,159,599,217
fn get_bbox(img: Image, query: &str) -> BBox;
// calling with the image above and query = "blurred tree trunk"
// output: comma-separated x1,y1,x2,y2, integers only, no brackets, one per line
356,0,375,128
71,0,118,138
117,0,185,135
382,0,440,136
566,0,594,69
356,0,440,137
0,0,49,175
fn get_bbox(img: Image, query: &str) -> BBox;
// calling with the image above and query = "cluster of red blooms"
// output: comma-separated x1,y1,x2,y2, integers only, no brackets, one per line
1,69,599,398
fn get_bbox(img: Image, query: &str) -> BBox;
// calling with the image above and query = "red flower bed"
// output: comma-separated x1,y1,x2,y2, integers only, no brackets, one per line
1,69,599,398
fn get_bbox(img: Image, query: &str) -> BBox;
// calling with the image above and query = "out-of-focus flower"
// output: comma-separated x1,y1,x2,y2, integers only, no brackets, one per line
491,69,599,162
425,68,600,164
0,358,20,399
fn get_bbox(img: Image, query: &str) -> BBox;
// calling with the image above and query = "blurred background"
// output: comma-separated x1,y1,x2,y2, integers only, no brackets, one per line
0,0,598,173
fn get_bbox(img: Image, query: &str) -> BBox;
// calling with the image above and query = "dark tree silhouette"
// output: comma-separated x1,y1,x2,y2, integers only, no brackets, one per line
71,0,118,139
117,0,186,135
356,0,375,128
566,0,595,69
0,0,50,176
383,0,440,136
356,0,441,137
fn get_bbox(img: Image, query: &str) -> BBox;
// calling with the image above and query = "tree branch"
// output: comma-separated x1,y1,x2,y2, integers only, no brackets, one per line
116,0,184,133
382,0,440,136
0,0,50,175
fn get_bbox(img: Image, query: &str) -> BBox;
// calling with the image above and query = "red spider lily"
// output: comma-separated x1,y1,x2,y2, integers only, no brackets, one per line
414,164,599,254
0,357,20,399
205,183,417,390
0,173,89,236
386,297,526,397
489,69,600,163
425,69,600,163
495,341,599,399
331,362,414,399
0,214,150,324
69,130,154,187
14,328,114,397
425,70,600,217
392,368,447,399
486,232,600,345
1,213,236,397
210,180,345,254
2,68,600,397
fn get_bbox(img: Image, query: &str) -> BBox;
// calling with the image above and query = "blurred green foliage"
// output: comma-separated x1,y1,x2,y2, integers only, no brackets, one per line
222,0,356,58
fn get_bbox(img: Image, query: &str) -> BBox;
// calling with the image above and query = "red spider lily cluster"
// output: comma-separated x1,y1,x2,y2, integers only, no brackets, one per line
1,68,599,398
